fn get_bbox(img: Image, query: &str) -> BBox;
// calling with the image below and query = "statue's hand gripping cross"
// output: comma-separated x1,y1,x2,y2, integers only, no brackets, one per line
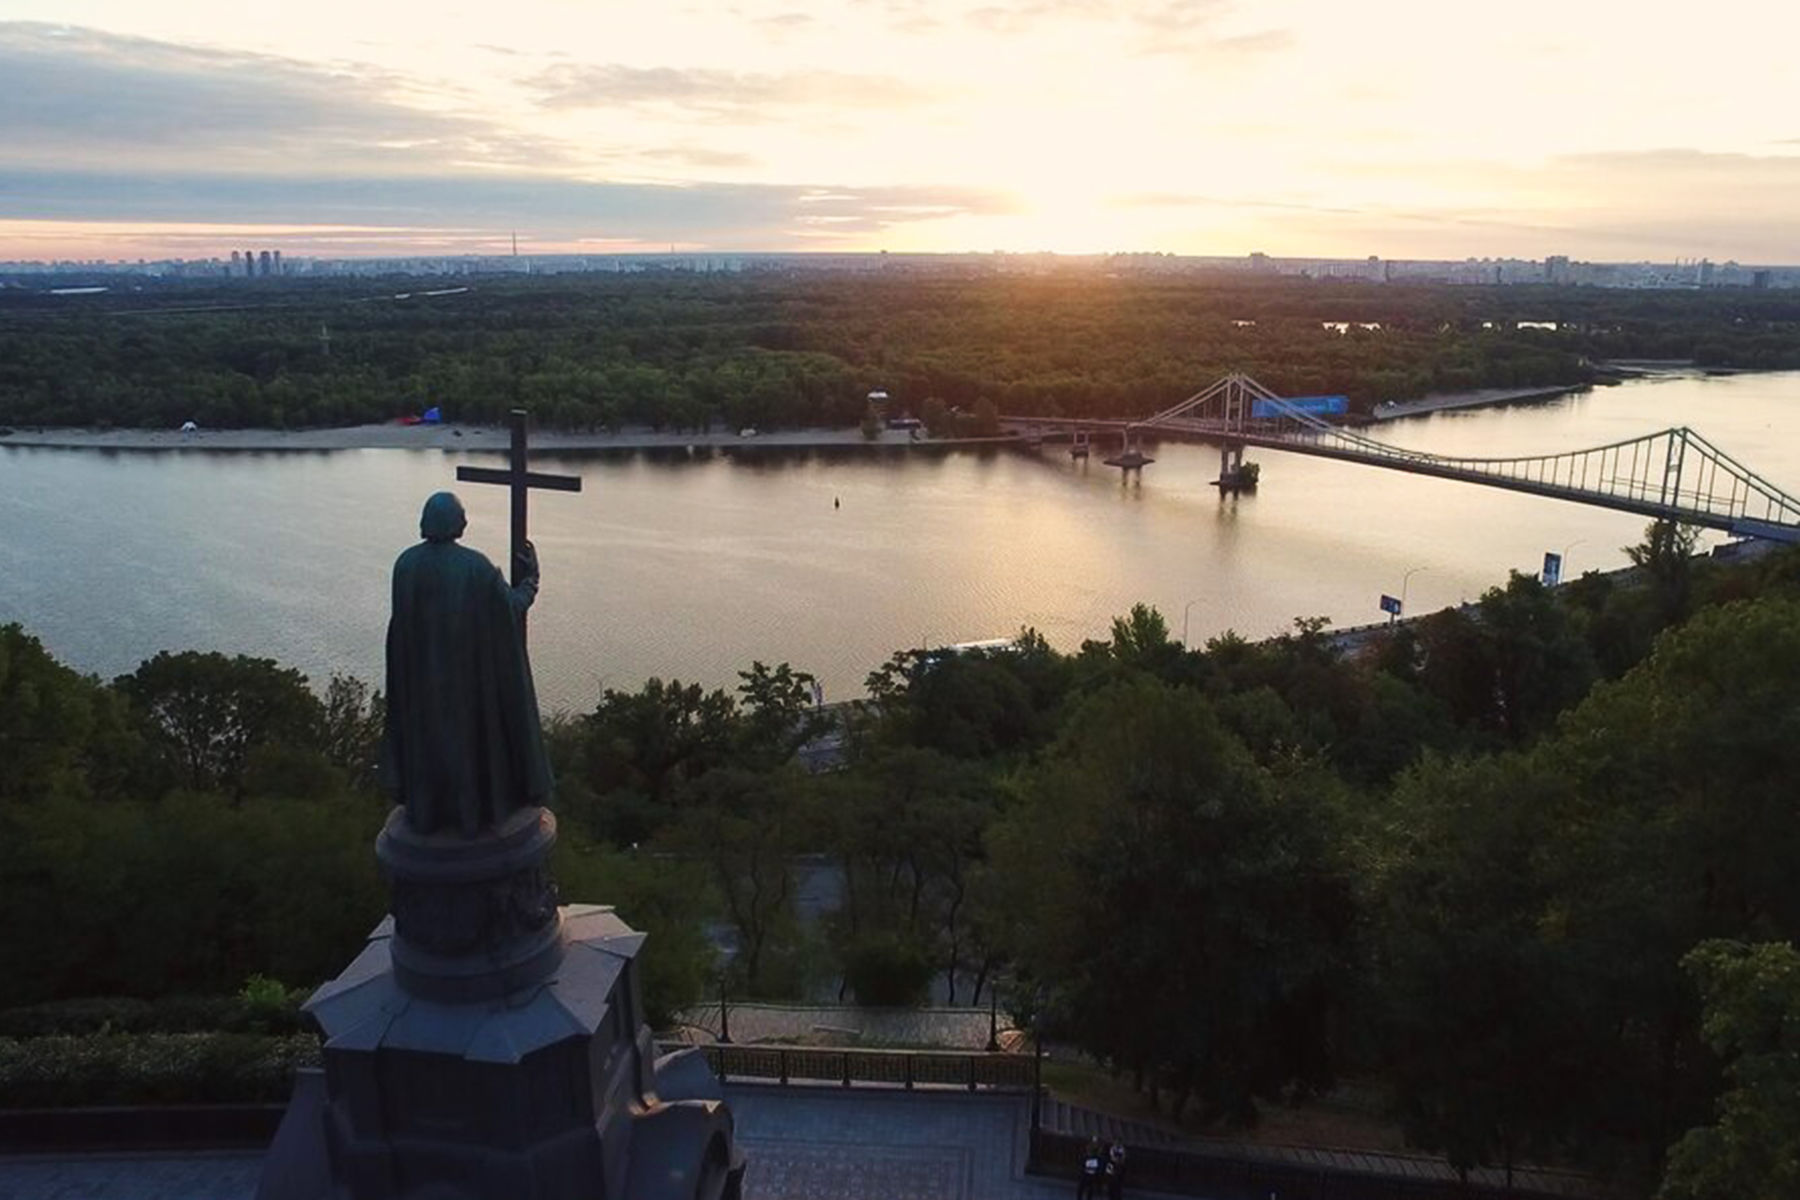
455,408,581,638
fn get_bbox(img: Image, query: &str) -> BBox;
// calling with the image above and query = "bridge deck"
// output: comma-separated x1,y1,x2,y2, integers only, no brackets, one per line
1000,411,1800,541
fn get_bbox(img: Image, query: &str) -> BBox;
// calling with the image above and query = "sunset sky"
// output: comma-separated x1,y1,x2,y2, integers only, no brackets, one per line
2,1,1796,262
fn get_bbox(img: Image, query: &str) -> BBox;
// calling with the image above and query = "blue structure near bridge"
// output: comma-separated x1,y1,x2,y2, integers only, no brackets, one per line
1251,395,1346,419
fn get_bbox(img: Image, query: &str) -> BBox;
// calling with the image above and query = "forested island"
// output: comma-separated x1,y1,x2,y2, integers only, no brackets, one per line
3,523,1798,1199
5,269,1800,433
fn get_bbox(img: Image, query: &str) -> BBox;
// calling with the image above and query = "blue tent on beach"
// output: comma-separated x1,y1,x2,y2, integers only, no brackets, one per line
422,406,442,424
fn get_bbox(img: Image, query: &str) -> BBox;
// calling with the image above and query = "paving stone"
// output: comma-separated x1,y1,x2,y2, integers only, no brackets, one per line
0,1152,262,1200
0,1090,1114,1200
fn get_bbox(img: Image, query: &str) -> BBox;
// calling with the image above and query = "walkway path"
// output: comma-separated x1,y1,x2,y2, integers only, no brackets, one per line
0,1088,1132,1200
0,1150,262,1199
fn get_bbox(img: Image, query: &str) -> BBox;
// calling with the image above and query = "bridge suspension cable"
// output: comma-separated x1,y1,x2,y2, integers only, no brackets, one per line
1051,373,1800,541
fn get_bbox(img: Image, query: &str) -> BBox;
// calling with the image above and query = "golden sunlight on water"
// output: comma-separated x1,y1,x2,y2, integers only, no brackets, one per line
2,372,1797,709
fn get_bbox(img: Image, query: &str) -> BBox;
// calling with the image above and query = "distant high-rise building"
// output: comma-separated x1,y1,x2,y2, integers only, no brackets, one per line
1546,255,1571,284
1249,251,1271,273
243,249,255,276
258,250,272,277
272,250,283,275
1753,270,1772,289
230,250,241,273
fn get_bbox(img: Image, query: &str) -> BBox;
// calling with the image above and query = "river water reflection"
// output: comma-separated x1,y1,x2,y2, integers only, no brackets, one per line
3,371,1797,710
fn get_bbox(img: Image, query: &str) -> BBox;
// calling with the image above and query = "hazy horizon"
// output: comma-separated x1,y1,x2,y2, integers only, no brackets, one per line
2,2,1796,263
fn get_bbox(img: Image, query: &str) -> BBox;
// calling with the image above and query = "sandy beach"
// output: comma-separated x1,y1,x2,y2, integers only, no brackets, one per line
0,422,1019,453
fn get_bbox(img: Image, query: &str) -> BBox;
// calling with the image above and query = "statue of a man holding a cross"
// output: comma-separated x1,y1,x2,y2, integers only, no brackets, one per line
379,490,552,837
380,410,581,840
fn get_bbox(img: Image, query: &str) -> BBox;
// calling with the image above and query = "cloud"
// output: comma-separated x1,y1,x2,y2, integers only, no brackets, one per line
755,12,818,35
1114,192,1366,217
0,168,1017,250
0,22,571,172
636,146,763,170
528,63,929,120
1204,28,1294,55
949,2,1285,62
1130,0,1231,37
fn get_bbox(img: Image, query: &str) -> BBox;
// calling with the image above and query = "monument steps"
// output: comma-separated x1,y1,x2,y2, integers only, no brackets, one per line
1039,1096,1186,1148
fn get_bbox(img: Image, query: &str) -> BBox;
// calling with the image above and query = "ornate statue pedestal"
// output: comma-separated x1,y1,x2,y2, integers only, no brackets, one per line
376,806,565,1004
258,808,744,1200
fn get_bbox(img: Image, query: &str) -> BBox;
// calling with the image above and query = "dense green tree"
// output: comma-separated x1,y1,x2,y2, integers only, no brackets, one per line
1626,519,1703,625
572,677,738,843
991,677,1352,1122
553,835,715,1027
734,660,829,768
0,624,140,806
1369,751,1592,1182
8,273,1797,434
1660,941,1800,1200
817,747,999,1003
665,766,814,997
114,651,325,801
319,674,384,793
864,645,1044,759
1410,574,1595,741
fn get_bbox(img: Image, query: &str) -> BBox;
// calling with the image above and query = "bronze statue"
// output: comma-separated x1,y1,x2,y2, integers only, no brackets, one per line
379,491,552,837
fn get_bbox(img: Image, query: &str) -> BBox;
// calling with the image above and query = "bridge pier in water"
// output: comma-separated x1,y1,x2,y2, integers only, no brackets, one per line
1102,428,1154,477
1215,441,1259,492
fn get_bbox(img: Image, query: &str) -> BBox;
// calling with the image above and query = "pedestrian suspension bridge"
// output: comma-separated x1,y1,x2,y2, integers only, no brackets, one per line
1009,373,1800,543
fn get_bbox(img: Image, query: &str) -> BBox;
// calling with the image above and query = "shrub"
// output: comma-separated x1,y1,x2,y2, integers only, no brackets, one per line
0,989,309,1039
0,1032,319,1107
842,935,936,1008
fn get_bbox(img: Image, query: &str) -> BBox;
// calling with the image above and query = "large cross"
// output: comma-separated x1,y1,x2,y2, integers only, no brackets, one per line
455,409,582,620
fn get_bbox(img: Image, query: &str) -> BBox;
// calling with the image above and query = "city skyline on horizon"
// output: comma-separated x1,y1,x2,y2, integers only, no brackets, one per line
6,246,1791,271
2,3,1797,263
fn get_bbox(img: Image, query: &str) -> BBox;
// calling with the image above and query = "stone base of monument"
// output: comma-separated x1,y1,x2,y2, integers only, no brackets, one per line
257,807,743,1200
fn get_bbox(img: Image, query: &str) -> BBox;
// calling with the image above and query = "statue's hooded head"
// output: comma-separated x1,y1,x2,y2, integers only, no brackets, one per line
420,492,467,543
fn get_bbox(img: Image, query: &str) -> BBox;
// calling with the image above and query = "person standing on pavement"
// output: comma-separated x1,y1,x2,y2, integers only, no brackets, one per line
1076,1135,1104,1199
1104,1140,1127,1200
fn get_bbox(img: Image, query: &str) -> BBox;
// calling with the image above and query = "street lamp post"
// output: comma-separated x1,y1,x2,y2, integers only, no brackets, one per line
986,981,1001,1053
1391,566,1427,624
1182,597,1203,646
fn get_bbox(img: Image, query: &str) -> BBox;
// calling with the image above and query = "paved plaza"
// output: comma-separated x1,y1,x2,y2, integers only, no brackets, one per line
0,1087,1104,1200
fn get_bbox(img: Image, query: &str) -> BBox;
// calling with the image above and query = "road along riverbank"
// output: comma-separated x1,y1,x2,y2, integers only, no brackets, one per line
1370,385,1584,421
0,422,1021,454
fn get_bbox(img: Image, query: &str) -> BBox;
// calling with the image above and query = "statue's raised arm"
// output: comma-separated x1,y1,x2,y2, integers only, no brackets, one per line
378,491,552,837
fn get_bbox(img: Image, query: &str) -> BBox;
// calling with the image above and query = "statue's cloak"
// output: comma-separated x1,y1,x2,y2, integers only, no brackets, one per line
379,541,551,836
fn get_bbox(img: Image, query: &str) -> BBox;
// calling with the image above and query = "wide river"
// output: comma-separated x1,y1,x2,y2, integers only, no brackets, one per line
3,371,1798,711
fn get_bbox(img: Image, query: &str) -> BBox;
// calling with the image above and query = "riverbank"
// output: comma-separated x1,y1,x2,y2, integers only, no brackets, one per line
1370,384,1583,422
0,423,1021,454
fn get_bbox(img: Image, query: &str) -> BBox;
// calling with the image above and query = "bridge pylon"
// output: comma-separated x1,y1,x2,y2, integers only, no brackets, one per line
1216,442,1258,492
1101,427,1154,474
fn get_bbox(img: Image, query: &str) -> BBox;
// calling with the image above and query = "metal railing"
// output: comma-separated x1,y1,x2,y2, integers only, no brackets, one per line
684,1043,1035,1092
